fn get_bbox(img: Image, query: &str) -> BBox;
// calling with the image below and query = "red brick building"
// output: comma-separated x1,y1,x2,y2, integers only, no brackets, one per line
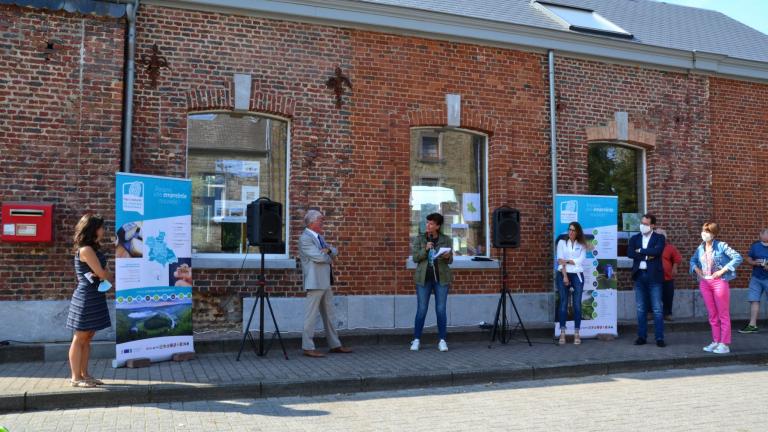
1,0,767,341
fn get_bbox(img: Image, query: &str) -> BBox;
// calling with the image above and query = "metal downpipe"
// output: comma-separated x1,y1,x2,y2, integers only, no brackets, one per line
548,50,558,302
121,0,139,173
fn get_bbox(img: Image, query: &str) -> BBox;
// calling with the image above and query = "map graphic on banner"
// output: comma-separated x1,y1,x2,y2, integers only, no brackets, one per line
114,173,194,367
554,194,619,338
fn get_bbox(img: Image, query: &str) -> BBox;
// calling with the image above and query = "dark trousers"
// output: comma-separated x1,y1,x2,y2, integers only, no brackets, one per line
662,279,675,316
635,271,664,341
645,279,675,316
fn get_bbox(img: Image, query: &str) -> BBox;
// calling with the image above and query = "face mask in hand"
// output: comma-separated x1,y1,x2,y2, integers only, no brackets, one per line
701,232,714,242
639,224,652,235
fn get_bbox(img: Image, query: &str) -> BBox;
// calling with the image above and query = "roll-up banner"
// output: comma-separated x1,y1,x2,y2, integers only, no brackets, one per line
114,173,194,367
554,194,618,338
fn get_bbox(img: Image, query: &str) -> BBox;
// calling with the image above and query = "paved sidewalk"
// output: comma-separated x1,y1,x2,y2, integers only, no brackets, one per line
1,329,767,413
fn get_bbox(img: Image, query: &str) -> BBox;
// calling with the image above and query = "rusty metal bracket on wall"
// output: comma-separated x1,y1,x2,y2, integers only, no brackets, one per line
325,67,352,108
139,44,170,89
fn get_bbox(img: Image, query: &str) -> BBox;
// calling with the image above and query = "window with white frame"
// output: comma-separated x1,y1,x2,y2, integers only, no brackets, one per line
187,112,288,255
410,128,489,257
419,132,441,161
588,142,645,256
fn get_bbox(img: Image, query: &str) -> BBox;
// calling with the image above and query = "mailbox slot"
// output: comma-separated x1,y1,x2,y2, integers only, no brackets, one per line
10,209,45,217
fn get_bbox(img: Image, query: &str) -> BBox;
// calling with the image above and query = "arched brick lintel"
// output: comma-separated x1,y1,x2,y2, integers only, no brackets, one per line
185,87,296,119
407,108,498,136
585,121,656,149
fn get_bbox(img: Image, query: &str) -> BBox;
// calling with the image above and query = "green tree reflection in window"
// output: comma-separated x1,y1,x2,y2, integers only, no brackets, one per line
588,143,643,230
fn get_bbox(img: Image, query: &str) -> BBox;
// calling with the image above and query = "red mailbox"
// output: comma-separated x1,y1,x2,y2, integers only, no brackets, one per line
1,202,55,243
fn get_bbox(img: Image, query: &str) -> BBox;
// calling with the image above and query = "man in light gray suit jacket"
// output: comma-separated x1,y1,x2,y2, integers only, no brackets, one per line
299,210,352,358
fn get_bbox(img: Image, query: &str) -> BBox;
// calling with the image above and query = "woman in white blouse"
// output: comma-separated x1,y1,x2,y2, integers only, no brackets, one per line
557,222,588,345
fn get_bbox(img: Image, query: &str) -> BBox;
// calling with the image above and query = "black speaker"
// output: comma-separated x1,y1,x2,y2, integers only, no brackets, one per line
246,198,282,246
492,207,520,248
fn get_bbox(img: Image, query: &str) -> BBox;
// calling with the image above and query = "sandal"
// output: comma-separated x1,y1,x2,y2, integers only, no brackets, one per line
574,331,581,345
558,332,567,345
83,376,104,385
70,379,97,388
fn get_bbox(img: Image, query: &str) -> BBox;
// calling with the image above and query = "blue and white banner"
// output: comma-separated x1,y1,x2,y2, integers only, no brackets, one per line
114,173,194,366
554,194,618,337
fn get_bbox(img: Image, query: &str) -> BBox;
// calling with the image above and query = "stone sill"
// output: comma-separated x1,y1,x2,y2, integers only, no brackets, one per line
405,258,500,270
193,256,297,269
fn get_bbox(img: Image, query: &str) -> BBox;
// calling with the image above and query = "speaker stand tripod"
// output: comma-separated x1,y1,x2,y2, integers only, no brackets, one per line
489,248,532,346
236,251,289,360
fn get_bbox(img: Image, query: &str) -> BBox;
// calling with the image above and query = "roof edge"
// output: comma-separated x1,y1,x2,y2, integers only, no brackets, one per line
143,0,768,83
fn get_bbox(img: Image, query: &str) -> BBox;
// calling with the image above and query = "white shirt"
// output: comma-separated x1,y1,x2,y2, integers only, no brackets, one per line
556,239,586,273
639,233,652,270
305,228,320,242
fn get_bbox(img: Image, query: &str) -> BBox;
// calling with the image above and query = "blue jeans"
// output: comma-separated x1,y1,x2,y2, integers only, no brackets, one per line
557,272,584,329
635,271,664,341
414,281,449,340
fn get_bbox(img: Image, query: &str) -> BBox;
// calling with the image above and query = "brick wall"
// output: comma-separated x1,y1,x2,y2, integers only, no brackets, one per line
128,5,551,329
709,77,768,288
0,6,124,300
3,4,767,332
553,58,715,290
348,31,551,296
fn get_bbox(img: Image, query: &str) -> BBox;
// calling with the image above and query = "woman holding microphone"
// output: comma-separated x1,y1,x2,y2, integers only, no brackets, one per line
410,213,453,352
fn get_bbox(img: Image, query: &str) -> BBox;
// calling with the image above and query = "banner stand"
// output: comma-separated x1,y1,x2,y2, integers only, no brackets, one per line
554,194,619,338
113,173,194,368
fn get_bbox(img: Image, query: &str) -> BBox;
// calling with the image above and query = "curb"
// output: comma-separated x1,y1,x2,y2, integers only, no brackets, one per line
2,351,767,413
1,320,742,364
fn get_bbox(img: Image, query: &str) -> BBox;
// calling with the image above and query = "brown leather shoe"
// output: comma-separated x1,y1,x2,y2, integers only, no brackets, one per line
329,346,353,354
303,350,326,358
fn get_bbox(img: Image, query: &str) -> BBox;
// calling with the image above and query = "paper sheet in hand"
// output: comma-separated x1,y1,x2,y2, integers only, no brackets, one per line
98,280,112,292
434,247,452,258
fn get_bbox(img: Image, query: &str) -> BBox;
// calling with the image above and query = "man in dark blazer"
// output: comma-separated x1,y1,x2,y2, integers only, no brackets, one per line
627,213,666,347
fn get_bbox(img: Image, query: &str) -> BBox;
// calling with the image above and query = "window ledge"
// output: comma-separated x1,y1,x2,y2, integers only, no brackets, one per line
616,256,633,269
193,256,296,269
405,258,500,270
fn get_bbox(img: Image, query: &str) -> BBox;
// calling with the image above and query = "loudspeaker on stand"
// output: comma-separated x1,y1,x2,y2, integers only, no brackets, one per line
247,198,282,246
492,207,520,249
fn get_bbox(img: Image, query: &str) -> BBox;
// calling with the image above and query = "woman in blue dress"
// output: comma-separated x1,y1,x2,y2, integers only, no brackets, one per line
66,214,113,387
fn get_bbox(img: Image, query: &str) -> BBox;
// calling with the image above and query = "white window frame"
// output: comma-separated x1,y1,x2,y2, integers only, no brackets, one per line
186,110,293,268
418,131,442,161
589,141,647,263
409,127,491,264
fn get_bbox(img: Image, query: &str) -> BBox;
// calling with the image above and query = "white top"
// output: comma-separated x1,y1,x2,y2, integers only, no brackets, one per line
305,228,320,241
556,239,586,273
639,233,652,270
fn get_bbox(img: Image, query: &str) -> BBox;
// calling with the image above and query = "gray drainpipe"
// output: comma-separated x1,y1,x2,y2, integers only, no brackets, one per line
121,0,139,173
548,50,558,299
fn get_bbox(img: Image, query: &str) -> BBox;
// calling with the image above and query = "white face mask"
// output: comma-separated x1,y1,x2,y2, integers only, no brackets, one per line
639,224,652,235
702,232,714,242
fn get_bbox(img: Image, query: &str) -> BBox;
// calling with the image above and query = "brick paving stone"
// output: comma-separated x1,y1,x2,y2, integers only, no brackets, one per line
0,330,767,412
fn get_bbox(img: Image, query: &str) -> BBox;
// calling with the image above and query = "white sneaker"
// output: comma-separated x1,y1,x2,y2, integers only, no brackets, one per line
702,341,718,352
438,339,448,352
713,343,730,354
410,339,420,351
